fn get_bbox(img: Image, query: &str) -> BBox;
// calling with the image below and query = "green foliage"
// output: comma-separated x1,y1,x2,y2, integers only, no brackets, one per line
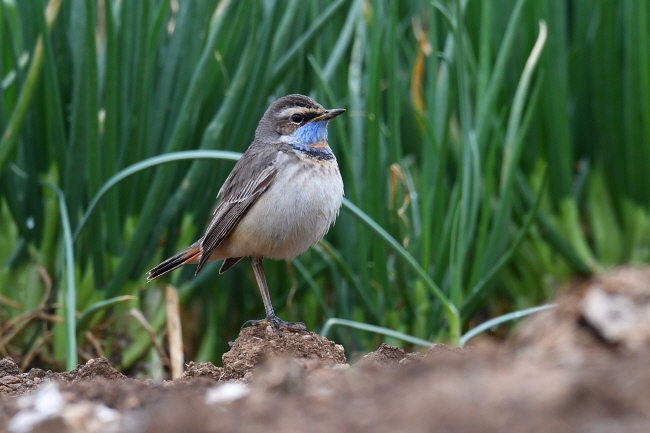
0,0,648,372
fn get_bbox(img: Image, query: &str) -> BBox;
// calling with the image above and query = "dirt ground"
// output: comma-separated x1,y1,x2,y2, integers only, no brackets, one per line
2,266,650,433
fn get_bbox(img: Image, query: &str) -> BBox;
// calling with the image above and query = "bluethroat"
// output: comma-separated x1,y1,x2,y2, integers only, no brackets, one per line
147,94,345,335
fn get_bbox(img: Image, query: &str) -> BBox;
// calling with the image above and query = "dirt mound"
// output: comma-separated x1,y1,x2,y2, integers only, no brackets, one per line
221,324,346,381
1,266,650,433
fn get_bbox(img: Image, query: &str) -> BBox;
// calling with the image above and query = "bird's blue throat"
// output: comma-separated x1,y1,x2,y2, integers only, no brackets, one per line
284,120,334,161
293,119,328,144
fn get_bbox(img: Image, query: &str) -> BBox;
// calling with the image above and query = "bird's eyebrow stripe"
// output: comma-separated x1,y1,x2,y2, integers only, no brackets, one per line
277,106,322,120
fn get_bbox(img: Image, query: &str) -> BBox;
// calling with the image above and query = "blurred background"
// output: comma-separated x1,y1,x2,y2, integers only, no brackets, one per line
1,0,648,376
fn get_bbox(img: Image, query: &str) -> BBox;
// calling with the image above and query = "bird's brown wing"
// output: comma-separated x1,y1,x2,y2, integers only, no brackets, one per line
195,153,278,273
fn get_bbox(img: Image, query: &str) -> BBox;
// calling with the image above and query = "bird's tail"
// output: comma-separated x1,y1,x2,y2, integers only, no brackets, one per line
147,244,201,281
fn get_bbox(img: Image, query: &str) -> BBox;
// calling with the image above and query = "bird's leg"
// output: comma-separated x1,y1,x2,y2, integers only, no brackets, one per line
243,257,307,336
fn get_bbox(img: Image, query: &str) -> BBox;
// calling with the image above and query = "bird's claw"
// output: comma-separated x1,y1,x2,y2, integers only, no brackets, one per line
243,314,308,336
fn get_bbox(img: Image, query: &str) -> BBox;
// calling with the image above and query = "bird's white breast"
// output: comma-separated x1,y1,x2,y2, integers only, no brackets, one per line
222,152,344,260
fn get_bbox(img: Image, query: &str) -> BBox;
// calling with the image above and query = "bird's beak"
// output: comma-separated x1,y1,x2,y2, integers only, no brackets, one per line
311,108,346,121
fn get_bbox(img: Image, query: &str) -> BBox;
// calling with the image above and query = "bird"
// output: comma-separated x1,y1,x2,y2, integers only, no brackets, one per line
147,94,345,335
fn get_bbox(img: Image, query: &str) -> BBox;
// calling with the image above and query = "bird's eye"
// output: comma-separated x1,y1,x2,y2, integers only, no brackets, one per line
291,113,304,123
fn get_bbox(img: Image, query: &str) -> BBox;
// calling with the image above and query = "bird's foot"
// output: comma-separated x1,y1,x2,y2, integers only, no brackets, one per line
243,314,308,336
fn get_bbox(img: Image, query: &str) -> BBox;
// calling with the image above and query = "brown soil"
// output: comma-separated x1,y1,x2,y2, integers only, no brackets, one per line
2,267,650,432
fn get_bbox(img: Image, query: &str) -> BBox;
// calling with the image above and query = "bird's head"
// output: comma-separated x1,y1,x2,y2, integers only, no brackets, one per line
257,94,345,149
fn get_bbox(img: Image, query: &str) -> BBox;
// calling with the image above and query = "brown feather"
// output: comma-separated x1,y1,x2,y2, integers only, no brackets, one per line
219,257,242,274
195,157,278,273
147,244,201,281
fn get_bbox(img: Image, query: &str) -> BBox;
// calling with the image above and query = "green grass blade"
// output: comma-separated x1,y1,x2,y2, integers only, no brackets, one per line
342,198,461,344
460,304,556,347
42,181,77,371
320,318,433,348
73,150,242,241
76,295,137,332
